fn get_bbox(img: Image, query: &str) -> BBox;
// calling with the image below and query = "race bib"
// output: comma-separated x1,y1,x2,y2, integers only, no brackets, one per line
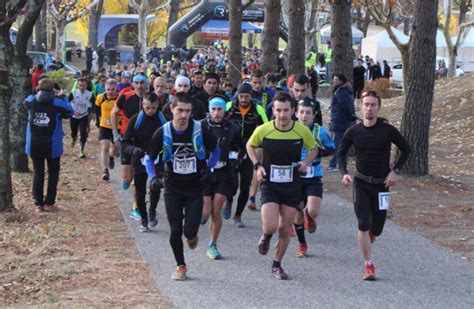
270,165,293,183
378,192,391,210
214,161,227,169
173,157,197,174
228,151,238,160
301,166,315,179
104,119,111,125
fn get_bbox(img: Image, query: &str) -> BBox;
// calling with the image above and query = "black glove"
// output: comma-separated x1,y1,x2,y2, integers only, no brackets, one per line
133,147,145,158
150,176,163,192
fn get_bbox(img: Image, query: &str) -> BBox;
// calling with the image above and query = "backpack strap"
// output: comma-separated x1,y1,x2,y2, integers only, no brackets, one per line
134,111,145,132
192,120,206,160
162,121,173,163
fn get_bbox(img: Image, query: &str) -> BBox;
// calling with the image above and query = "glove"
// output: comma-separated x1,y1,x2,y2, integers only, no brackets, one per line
113,130,121,144
150,176,163,192
132,147,145,158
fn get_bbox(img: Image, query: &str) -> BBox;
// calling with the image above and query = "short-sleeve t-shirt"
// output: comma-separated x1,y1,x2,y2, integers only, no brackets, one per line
95,93,118,129
249,120,316,183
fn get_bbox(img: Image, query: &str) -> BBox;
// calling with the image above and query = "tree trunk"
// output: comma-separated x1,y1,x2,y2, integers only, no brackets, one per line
287,0,305,75
260,0,281,75
361,9,370,37
399,0,439,176
355,6,362,30
34,2,47,52
227,0,243,88
459,0,468,25
8,62,31,173
55,21,65,62
401,47,410,92
331,0,353,85
403,17,411,36
0,75,13,211
138,8,148,60
167,0,180,30
88,0,104,48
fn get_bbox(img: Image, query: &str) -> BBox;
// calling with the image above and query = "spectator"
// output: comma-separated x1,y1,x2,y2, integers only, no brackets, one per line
31,64,44,92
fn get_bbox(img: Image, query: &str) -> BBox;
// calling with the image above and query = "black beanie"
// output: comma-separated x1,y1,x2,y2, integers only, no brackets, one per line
205,72,220,83
238,83,252,94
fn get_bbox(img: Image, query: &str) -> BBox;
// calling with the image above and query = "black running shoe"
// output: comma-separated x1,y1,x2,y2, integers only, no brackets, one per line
109,157,115,170
271,266,288,280
258,235,270,255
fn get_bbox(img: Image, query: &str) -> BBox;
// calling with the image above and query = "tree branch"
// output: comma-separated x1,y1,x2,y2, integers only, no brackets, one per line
152,0,170,13
66,0,99,23
16,0,45,56
128,0,140,10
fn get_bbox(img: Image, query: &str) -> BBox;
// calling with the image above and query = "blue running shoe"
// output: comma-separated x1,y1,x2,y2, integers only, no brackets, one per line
222,201,232,220
130,207,142,221
207,243,222,260
233,216,244,228
121,180,131,190
148,214,158,228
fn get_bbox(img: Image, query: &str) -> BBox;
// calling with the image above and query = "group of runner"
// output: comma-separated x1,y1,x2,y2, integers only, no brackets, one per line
38,50,411,282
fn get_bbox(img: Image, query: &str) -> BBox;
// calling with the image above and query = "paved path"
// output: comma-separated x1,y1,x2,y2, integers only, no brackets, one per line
109,168,473,308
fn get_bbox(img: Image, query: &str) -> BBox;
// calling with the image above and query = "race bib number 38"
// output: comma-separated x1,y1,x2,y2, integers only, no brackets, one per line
270,165,293,183
378,192,391,210
173,157,197,174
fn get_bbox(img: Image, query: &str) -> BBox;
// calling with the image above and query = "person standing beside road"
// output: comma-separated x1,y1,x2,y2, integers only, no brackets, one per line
247,93,317,280
145,92,219,281
293,98,335,258
353,58,366,100
85,44,93,73
338,90,410,281
327,74,355,172
68,78,95,159
24,78,74,212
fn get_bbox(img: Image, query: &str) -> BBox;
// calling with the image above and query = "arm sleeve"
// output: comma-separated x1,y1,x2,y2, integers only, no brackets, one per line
146,127,164,161
319,127,336,157
144,155,157,179
120,115,137,157
337,129,353,175
256,105,269,123
248,125,263,148
95,94,103,107
391,126,411,170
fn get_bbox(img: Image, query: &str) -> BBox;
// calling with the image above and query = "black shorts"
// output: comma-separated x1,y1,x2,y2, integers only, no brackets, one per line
120,148,132,165
353,177,388,235
301,177,323,201
260,182,302,210
99,127,113,141
203,168,232,197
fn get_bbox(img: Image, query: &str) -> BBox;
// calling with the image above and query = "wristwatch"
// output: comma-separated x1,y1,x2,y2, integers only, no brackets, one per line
254,162,263,170
393,167,400,175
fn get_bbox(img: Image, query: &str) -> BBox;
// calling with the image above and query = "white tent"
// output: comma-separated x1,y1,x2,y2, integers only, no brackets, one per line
361,27,409,64
320,25,364,45
456,28,474,72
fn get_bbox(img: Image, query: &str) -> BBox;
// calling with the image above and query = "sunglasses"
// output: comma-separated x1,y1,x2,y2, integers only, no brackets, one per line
298,99,315,106
361,91,380,98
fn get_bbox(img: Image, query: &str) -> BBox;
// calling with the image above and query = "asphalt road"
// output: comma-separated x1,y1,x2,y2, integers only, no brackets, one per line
109,168,473,308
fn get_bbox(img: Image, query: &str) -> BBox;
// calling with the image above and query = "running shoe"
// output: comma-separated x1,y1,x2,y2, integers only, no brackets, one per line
271,266,288,280
130,207,142,221
171,265,187,281
44,204,59,212
258,235,270,255
222,201,232,220
35,205,44,213
207,243,222,260
296,243,308,258
200,218,208,225
79,150,86,159
148,211,158,228
109,157,115,170
139,225,150,233
326,166,338,173
121,180,131,190
70,138,76,148
363,262,376,281
369,231,376,243
102,169,110,181
247,200,257,211
233,216,244,228
187,235,199,249
304,208,317,234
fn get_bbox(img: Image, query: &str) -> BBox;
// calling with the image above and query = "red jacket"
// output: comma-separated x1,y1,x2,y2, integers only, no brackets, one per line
32,68,43,91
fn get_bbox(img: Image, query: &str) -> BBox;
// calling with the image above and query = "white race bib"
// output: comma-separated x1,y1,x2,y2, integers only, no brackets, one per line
173,157,197,174
378,192,391,210
104,119,111,125
270,165,293,183
228,151,238,160
301,166,315,179
214,160,227,169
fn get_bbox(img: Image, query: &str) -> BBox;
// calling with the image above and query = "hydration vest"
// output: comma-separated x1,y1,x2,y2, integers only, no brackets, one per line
161,120,206,163
134,110,166,131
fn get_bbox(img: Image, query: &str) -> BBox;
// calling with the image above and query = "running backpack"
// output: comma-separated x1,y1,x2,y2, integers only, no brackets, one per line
134,110,166,131
161,120,206,163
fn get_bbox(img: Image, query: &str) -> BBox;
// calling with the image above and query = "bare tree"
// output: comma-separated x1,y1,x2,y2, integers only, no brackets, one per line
167,0,198,30
88,0,104,49
331,0,353,84
34,2,47,51
227,0,243,87
399,0,439,175
48,0,99,62
128,0,170,59
260,0,281,74
439,0,474,77
287,0,306,75
1,0,44,173
458,0,472,24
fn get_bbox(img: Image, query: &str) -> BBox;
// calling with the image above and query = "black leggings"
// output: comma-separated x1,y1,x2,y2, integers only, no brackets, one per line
134,172,160,227
31,157,60,206
164,186,203,266
235,158,253,217
353,177,388,236
70,117,88,150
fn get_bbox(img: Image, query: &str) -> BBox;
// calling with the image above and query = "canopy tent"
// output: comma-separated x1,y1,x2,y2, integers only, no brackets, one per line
361,27,409,64
199,20,262,34
454,29,474,72
320,25,364,45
